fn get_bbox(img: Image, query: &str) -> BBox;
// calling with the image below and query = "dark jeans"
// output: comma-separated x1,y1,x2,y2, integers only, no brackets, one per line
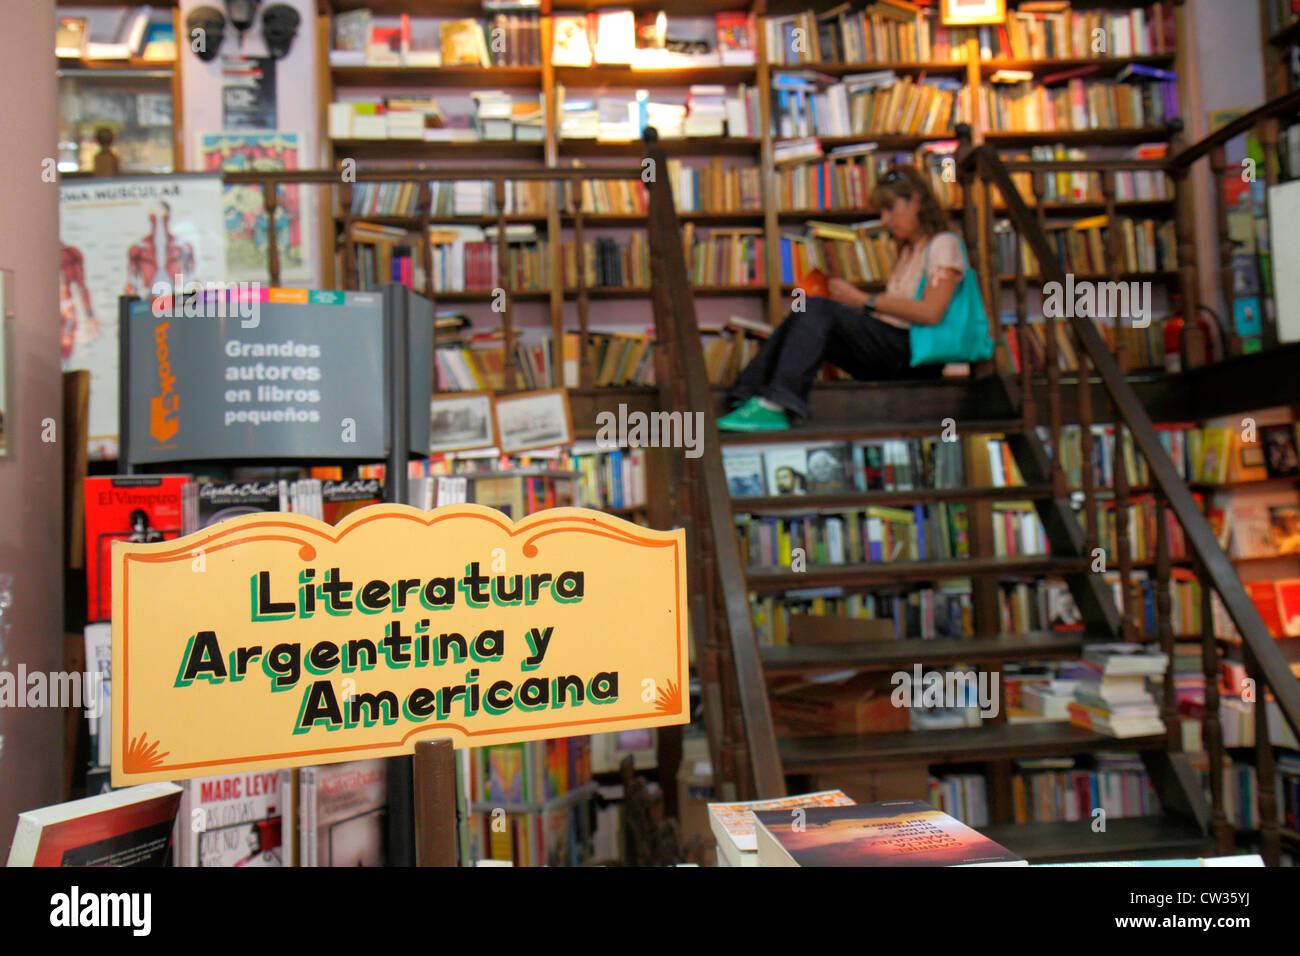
727,296,944,421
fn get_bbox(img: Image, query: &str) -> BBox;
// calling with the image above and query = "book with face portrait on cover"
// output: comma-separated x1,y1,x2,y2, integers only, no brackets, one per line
752,800,1025,867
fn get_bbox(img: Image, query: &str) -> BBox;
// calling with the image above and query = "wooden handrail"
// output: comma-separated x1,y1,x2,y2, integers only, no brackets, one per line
1167,87,1300,170
641,127,785,798
956,128,1300,745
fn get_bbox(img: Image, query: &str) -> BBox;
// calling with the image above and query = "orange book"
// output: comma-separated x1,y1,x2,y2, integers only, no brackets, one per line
795,267,828,298
1245,580,1285,637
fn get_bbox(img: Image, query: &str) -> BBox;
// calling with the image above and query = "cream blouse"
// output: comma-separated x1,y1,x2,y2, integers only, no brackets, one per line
876,231,966,329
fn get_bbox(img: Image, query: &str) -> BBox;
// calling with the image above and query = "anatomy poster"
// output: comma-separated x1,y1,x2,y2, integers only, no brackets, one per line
197,131,313,283
59,175,226,460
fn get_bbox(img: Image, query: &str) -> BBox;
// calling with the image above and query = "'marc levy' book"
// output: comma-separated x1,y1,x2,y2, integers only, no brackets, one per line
752,800,1025,867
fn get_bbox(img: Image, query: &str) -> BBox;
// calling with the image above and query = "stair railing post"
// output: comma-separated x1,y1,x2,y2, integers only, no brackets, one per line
1101,170,1137,642
1256,117,1282,350
1210,144,1245,358
1245,644,1282,865
1199,559,1232,854
1154,489,1179,750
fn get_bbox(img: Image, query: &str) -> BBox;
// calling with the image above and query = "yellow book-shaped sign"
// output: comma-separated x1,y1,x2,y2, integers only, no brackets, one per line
110,504,689,785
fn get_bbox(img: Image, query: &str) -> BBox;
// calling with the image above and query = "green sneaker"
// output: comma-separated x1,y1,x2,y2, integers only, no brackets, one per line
716,397,790,432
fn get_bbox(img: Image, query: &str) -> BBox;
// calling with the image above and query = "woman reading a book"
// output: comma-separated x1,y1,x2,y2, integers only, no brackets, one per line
717,166,963,432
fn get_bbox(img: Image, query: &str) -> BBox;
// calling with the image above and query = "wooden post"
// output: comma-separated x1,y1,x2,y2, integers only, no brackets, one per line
1210,144,1243,357
1154,490,1179,750
1199,560,1232,854
494,177,517,391
1245,645,1282,866
1257,117,1282,350
262,181,281,287
413,738,460,867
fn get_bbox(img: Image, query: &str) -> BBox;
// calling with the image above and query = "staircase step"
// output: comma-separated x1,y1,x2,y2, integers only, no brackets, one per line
762,631,1090,675
747,556,1089,591
979,815,1209,864
720,418,1026,445
779,723,1166,773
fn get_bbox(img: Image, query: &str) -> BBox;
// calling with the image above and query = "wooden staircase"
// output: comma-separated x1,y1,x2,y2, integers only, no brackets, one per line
638,90,1300,863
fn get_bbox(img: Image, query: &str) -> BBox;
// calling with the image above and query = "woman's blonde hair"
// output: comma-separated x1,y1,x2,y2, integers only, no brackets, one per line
870,165,947,240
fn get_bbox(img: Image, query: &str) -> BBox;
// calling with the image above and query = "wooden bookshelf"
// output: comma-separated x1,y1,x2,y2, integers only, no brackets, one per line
319,0,1185,329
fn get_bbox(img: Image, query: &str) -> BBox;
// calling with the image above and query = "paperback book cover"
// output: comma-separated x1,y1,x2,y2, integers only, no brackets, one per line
7,783,182,867
752,801,1025,867
84,475,189,623
189,479,285,531
178,771,288,867
709,789,854,866
300,760,387,867
321,478,384,523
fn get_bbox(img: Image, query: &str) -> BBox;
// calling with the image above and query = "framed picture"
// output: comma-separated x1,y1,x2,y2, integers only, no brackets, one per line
493,388,573,455
941,0,1006,27
430,391,497,454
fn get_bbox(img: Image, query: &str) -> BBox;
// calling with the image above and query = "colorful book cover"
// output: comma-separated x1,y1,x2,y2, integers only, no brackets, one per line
194,479,283,529
304,759,387,867
84,475,189,623
180,771,287,867
488,743,527,805
7,783,182,866
723,451,766,497
752,801,1025,867
806,445,851,493
1269,505,1300,554
321,478,383,523
708,789,854,853
1275,579,1300,637
1245,581,1286,637
764,447,809,496
1260,424,1300,478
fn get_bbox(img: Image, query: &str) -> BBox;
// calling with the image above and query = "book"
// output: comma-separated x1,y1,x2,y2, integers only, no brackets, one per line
1276,579,1300,637
752,801,1025,866
178,771,290,867
764,447,810,496
723,451,766,497
1269,505,1300,554
1080,644,1168,677
187,479,285,532
1260,423,1300,477
441,18,490,66
708,789,855,867
806,445,851,493
84,475,190,623
84,623,112,769
56,16,88,58
299,759,387,867
7,783,182,866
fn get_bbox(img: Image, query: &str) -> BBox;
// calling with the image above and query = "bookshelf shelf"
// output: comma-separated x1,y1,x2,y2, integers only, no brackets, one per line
979,815,1207,863
56,57,175,73
980,54,1177,75
778,722,1166,773
985,129,1173,147
332,139,547,160
554,65,758,86
760,631,1089,676
731,484,1057,513
997,270,1179,284
777,60,969,77
330,65,544,88
339,214,549,228
558,136,762,157
787,133,960,151
746,556,1090,593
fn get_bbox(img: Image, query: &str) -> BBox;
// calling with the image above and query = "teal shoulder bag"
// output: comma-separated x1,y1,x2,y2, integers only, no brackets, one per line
908,232,995,367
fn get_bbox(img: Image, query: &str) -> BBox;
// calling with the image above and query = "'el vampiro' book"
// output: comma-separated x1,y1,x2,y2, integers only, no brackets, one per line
84,475,190,622
752,800,1025,866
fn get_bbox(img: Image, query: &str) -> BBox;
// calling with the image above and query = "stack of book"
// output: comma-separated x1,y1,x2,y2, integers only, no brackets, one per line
707,789,855,867
1068,644,1168,738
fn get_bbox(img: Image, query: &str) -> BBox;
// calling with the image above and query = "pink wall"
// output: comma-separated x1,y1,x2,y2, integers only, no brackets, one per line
0,0,66,850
